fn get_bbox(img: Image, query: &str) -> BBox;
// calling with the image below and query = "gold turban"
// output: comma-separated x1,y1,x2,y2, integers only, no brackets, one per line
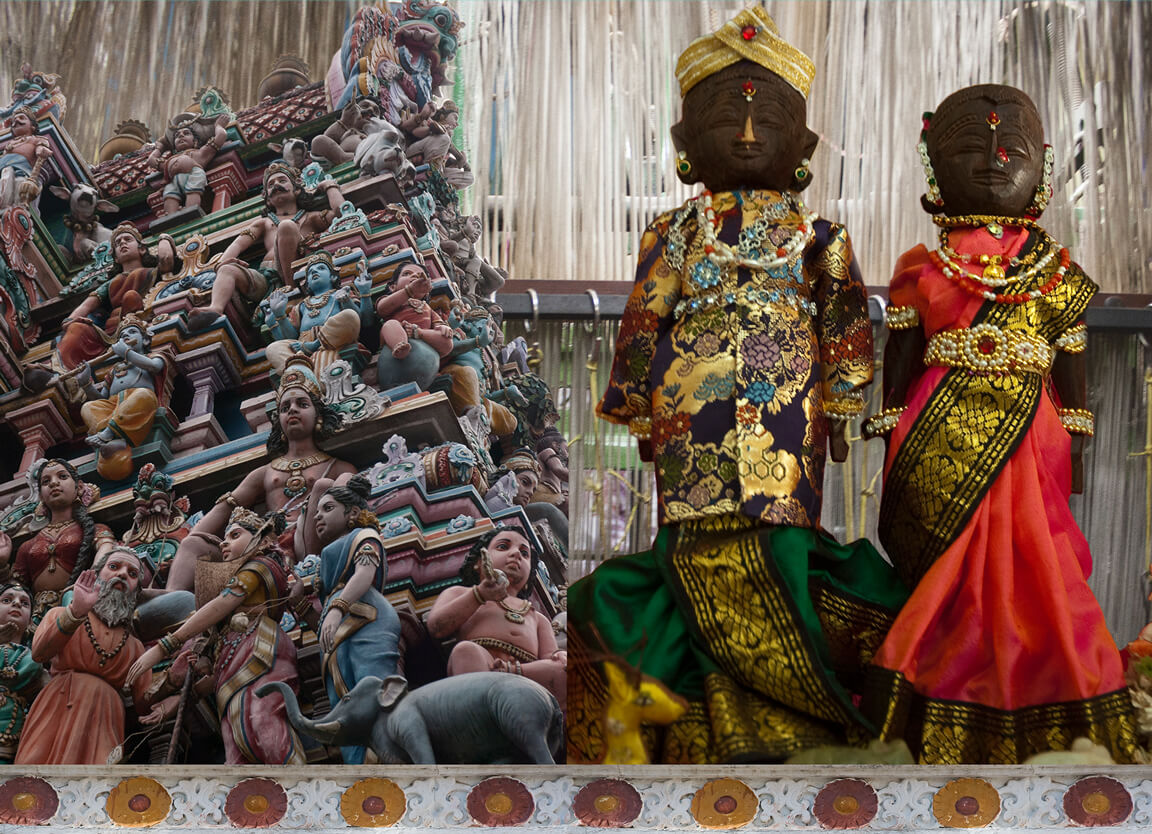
675,6,815,100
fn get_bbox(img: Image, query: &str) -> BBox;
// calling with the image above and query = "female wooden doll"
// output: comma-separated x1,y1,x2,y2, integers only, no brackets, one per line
862,84,1137,764
568,7,907,764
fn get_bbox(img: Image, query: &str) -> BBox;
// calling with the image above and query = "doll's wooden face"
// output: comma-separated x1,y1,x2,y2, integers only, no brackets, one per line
672,61,816,193
926,85,1045,217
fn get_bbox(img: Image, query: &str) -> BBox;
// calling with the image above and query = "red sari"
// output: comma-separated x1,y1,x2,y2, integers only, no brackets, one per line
868,226,1137,763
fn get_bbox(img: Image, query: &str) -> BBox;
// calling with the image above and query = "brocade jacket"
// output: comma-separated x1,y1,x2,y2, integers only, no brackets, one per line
598,190,873,527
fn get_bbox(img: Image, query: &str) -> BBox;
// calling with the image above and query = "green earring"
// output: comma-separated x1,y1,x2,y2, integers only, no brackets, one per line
794,157,811,181
676,151,692,177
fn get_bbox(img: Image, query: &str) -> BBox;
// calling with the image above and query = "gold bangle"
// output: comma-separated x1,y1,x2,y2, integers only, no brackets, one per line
885,305,919,330
823,395,865,421
1058,408,1095,436
862,406,907,440
57,605,83,634
216,491,238,509
330,597,351,616
472,586,485,605
627,416,652,440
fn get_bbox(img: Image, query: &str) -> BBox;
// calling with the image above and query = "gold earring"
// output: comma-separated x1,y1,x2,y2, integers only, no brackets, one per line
676,151,692,177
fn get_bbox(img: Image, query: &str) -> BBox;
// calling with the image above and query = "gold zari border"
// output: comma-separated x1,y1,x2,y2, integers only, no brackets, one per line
863,667,1138,764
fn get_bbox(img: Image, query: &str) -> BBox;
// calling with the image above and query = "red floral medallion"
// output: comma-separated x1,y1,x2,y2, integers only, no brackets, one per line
225,779,288,828
0,777,58,825
1063,777,1132,827
573,779,642,828
813,779,877,829
467,778,534,827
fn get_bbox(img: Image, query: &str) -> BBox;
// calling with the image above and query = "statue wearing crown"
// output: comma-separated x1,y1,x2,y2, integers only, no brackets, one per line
165,357,357,593
264,249,374,375
568,8,906,764
76,315,169,481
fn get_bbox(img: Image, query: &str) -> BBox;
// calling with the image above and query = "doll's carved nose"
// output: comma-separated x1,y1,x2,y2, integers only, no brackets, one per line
738,114,757,144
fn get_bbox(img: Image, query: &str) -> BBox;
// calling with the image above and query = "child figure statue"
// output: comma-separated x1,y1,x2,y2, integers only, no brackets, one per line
567,7,905,764
861,84,1137,764
147,113,228,215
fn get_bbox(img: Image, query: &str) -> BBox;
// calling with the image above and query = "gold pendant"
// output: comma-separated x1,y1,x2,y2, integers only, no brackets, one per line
503,611,525,624
983,263,1006,283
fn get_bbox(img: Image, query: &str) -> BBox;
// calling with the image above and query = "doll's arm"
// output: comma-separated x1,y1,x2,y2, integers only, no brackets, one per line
1051,322,1089,494
811,223,872,461
597,219,681,462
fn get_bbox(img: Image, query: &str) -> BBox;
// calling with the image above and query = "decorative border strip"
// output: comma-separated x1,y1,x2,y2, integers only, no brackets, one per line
0,766,1150,831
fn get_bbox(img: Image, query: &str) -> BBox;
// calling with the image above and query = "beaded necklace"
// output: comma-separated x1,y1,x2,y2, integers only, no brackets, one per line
84,616,129,667
695,190,817,272
928,241,1070,304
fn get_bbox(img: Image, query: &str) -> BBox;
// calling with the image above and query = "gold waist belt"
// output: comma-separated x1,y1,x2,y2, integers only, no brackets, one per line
924,324,1052,376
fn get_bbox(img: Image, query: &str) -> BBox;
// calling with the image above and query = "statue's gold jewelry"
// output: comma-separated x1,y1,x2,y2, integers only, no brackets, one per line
271,452,332,499
498,597,532,624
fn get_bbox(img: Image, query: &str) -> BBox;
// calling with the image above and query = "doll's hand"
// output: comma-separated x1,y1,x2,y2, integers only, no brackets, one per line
111,339,130,359
830,422,849,462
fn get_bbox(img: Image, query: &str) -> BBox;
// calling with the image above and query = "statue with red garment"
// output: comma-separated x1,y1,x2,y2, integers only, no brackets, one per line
57,223,174,371
861,85,1138,764
0,459,115,624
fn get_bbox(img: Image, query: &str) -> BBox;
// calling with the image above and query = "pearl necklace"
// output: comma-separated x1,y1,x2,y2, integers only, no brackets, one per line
928,246,1070,304
937,227,1059,287
695,190,817,272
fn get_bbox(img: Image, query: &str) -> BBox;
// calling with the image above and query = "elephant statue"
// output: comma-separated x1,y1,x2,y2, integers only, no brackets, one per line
256,673,563,764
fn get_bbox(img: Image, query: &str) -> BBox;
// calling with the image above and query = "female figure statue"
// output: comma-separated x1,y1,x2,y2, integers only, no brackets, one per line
1,459,114,623
127,509,305,765
567,8,906,764
0,583,41,763
301,475,401,764
863,84,1136,763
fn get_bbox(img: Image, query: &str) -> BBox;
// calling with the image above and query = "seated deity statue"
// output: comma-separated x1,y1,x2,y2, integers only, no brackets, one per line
264,250,373,375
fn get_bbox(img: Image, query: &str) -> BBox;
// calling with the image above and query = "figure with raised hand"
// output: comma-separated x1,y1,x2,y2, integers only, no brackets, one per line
1,459,115,624
427,527,565,709
14,548,151,764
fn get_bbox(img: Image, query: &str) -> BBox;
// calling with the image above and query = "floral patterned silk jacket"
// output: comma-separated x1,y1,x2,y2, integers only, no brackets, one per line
598,190,873,527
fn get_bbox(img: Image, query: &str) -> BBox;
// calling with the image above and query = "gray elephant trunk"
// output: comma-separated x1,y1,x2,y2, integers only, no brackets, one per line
255,680,348,744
